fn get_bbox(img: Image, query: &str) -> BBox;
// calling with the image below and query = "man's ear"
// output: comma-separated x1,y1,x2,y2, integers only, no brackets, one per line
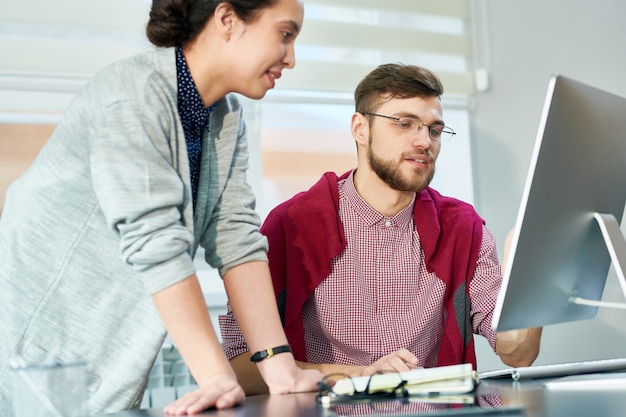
351,112,369,147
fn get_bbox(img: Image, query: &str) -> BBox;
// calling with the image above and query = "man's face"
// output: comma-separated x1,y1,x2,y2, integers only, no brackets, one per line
366,96,444,193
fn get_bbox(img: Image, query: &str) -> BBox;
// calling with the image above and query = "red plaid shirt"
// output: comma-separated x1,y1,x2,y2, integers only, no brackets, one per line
220,172,499,366
301,173,499,368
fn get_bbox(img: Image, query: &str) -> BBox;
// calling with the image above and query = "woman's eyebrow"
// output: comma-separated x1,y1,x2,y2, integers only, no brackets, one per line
285,20,301,34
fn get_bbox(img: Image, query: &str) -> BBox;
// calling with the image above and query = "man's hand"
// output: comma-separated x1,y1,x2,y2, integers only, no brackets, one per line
361,349,420,376
496,327,543,367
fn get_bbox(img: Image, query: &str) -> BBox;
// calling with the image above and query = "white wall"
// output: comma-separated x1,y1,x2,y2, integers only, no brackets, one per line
472,0,626,371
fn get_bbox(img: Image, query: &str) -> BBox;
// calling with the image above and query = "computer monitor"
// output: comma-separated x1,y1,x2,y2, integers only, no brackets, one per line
492,74,626,331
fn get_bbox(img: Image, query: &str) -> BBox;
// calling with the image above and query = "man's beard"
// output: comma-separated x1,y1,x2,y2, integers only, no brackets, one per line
368,141,435,193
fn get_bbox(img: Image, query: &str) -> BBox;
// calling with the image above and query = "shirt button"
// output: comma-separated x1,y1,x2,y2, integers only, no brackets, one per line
385,220,392,227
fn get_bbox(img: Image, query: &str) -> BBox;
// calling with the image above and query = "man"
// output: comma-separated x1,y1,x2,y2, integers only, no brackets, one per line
219,63,542,395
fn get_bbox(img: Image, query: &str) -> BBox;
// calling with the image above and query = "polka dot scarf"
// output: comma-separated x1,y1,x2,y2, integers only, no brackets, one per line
175,47,216,210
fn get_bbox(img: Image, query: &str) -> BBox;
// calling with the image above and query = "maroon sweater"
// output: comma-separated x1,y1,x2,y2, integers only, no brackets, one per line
260,171,485,368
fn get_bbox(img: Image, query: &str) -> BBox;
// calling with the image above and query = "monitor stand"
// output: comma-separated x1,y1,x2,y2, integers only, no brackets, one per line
570,212,626,310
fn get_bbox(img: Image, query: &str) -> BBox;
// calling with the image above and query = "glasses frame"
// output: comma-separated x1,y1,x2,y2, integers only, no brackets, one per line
363,112,456,142
316,372,409,407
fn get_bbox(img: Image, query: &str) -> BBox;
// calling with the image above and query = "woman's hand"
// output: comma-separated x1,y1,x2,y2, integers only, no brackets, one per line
163,371,245,415
256,353,324,394
361,349,420,376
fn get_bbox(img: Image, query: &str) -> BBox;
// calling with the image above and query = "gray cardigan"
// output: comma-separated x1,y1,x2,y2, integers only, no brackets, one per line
0,47,267,415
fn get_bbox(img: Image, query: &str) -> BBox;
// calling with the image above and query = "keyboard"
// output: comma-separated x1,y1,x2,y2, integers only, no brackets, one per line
478,357,626,381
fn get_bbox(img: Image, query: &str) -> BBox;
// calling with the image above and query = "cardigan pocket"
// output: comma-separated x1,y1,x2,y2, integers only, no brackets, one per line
14,342,102,395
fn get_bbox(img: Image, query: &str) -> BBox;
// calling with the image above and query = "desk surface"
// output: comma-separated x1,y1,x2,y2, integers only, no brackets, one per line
104,378,626,417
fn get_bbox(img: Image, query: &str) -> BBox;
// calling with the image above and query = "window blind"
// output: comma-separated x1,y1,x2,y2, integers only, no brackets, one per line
0,0,478,98
277,0,476,99
0,0,150,93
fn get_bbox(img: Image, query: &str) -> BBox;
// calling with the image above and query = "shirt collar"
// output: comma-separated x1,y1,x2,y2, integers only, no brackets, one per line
341,169,415,228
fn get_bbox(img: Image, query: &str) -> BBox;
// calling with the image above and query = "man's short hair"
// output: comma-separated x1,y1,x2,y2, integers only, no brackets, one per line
354,63,444,114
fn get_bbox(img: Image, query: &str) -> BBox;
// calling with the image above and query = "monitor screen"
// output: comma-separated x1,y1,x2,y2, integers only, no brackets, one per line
492,74,626,331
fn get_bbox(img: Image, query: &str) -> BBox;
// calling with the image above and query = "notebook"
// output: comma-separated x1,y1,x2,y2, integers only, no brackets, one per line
332,363,477,396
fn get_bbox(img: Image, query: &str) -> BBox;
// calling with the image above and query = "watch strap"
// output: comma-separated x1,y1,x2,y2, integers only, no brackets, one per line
250,345,292,363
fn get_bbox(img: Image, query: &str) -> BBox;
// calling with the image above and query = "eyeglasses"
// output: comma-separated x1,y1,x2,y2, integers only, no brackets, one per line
364,112,456,142
316,372,408,407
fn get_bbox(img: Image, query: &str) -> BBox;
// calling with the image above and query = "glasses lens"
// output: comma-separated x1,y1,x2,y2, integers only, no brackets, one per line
429,126,443,141
366,372,405,395
321,373,355,396
396,117,417,131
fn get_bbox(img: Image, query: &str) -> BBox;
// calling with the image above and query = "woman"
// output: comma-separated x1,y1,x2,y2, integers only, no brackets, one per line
0,0,321,415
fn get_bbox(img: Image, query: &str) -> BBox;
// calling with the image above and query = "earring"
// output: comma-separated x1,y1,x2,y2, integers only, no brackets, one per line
226,34,230,41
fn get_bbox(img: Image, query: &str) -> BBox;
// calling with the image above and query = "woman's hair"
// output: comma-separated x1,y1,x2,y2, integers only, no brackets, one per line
354,63,444,115
146,0,278,47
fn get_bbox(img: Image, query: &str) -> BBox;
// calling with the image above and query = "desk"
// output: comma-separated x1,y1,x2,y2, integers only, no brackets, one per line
103,378,626,417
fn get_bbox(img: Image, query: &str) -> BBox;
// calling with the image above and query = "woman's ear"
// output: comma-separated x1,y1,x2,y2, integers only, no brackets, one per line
214,2,237,40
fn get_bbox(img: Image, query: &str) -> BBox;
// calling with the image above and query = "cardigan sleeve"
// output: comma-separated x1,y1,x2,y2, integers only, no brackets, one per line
199,104,268,277
89,69,196,294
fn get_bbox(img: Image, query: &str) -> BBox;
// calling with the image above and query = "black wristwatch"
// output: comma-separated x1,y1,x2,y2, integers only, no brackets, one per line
250,345,292,363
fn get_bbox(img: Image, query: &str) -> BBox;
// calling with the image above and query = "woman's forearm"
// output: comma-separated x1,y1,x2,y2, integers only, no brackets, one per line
223,261,288,352
223,261,322,393
151,274,234,383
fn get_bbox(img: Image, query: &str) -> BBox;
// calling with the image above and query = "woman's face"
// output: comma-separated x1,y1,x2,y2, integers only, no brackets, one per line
229,0,304,99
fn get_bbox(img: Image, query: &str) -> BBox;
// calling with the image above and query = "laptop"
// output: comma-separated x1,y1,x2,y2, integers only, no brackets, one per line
479,357,626,381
